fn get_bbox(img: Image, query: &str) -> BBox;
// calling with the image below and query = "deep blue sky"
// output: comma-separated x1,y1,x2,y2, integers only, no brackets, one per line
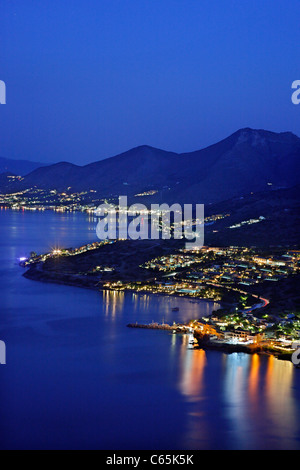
0,0,299,165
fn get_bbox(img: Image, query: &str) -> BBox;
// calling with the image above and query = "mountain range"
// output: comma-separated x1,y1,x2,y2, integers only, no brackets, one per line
0,156,47,176
1,128,299,205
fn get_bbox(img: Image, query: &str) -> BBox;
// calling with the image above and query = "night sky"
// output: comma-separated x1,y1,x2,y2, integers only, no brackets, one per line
0,0,299,165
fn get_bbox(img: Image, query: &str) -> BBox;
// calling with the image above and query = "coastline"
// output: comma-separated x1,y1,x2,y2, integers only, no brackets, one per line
23,264,101,291
21,263,295,365
22,263,220,304
194,336,292,362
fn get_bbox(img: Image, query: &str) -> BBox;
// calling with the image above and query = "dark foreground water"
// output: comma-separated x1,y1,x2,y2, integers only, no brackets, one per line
0,209,300,450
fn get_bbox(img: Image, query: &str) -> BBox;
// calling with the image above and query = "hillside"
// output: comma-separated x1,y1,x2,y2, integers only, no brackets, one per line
1,128,299,205
204,185,300,248
0,156,47,176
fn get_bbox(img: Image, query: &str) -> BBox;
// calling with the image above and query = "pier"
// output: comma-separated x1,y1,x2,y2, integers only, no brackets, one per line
127,322,191,333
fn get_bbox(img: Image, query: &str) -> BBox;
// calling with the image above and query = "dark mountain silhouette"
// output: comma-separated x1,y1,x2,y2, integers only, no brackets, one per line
1,128,299,204
0,156,47,176
204,184,300,247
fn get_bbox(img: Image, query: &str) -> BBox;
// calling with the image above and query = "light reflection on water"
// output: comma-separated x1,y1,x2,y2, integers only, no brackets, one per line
177,347,300,449
103,290,125,318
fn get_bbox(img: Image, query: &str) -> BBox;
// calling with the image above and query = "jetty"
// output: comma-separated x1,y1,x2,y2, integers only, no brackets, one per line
127,322,191,333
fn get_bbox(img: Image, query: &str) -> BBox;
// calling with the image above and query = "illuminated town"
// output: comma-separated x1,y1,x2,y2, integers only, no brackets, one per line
2,0,300,452
0,187,101,212
7,187,299,360
20,240,300,360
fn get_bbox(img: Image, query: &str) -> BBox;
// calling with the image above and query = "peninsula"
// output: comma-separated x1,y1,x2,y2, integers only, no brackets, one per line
21,238,300,361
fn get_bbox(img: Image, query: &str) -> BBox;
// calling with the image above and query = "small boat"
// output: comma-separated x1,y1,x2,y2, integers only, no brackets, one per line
172,307,179,311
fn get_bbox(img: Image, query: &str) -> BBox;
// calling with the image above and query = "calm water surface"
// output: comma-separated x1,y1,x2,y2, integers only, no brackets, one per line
0,209,300,450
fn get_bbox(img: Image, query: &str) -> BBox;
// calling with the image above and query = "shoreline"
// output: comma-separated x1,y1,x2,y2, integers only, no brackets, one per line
22,263,295,365
23,265,101,291
22,264,221,305
194,336,292,362
125,320,293,362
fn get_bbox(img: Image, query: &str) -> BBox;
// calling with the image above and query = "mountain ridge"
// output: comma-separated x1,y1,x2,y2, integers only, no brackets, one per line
1,128,299,204
0,156,48,176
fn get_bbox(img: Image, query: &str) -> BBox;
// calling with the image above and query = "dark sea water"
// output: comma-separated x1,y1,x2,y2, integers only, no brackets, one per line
0,209,300,450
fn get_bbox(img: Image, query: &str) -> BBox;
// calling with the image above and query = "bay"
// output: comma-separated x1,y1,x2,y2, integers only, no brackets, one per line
0,208,300,450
